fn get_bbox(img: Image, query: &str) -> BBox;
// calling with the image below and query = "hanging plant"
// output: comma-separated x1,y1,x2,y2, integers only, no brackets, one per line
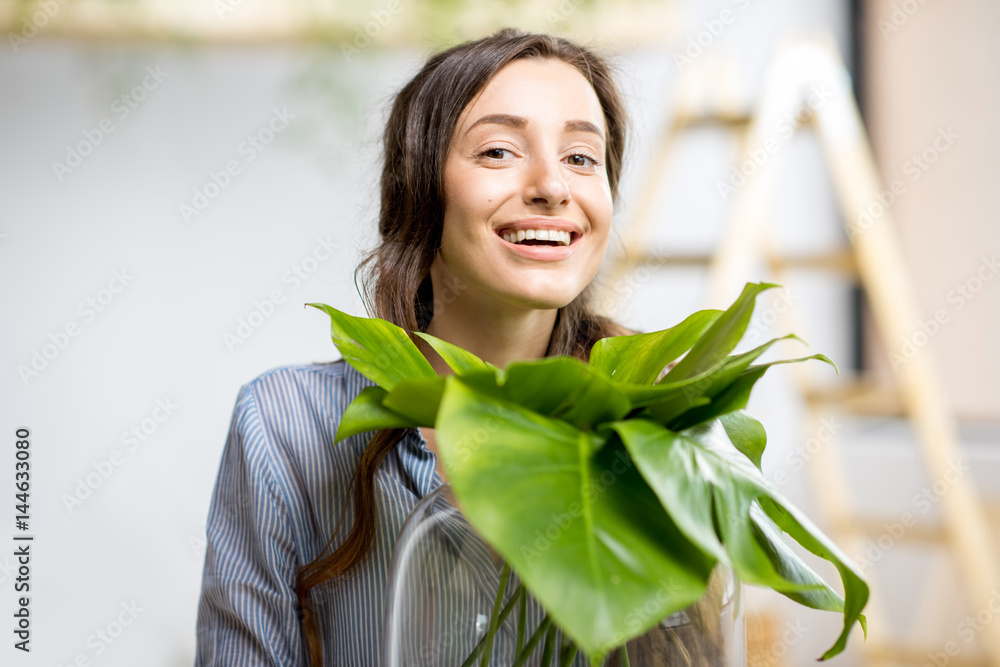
308,281,868,666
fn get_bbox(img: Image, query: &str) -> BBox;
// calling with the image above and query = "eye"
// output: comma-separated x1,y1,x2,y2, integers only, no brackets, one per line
476,146,515,162
566,152,602,169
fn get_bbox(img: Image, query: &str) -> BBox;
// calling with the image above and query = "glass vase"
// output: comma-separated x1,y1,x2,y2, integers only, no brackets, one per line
383,484,746,666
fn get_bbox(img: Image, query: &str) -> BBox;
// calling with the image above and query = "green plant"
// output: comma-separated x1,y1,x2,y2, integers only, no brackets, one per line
308,281,868,666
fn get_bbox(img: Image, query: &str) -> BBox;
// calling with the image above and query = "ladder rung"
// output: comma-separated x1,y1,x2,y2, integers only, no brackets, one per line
803,381,905,417
838,517,946,544
865,642,988,666
672,112,752,129
617,252,713,267
769,250,857,275
617,250,856,274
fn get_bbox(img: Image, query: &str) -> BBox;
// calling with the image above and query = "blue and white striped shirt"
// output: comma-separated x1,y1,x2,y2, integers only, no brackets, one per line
195,360,445,666
194,360,577,666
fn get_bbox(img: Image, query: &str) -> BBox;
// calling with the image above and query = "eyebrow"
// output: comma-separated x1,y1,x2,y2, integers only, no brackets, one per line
465,113,605,140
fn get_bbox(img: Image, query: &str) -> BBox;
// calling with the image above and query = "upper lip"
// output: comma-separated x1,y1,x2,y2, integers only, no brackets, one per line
495,218,584,241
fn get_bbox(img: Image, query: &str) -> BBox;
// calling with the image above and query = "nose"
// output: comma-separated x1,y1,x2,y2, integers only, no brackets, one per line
523,157,570,208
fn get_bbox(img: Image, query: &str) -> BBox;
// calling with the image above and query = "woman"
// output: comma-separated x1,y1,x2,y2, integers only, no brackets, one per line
195,27,635,666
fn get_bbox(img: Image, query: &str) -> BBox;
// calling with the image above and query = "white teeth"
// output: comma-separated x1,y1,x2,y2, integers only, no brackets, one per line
500,229,573,246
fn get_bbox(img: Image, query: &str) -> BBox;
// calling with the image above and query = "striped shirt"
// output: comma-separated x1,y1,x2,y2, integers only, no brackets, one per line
194,360,586,666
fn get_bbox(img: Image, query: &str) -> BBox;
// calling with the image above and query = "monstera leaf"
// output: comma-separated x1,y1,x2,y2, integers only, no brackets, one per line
306,281,868,665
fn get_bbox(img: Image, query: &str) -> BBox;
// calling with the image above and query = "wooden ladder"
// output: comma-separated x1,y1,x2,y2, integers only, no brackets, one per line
598,35,1000,667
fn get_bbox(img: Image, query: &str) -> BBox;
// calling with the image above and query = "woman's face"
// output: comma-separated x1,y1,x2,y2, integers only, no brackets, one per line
435,57,613,312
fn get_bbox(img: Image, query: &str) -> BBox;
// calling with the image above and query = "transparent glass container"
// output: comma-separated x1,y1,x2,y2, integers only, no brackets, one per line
383,484,746,666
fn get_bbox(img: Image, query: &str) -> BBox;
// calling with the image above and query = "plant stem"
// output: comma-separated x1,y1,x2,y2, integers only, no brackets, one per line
539,623,557,665
515,586,526,655
511,614,552,667
618,645,631,667
558,636,579,666
460,581,522,667
478,562,511,667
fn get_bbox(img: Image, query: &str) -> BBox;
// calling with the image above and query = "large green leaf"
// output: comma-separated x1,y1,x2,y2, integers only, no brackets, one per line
660,282,779,382
551,365,631,431
757,496,869,659
642,333,804,424
748,503,850,613
307,303,435,390
413,331,494,373
434,377,713,662
500,357,589,416
381,375,445,426
335,386,418,442
719,410,767,469
609,419,794,589
609,417,868,658
490,357,632,430
588,309,722,384
674,352,837,429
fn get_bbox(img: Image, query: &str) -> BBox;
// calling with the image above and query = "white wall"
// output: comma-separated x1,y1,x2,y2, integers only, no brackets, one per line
863,0,1000,419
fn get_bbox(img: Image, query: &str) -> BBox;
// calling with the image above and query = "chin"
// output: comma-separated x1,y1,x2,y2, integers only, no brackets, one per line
490,269,593,311
499,286,582,311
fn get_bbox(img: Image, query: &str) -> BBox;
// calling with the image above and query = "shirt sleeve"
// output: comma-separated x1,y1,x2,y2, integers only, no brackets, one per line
195,381,305,667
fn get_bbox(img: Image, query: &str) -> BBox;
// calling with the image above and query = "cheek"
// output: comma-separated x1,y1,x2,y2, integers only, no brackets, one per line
584,183,614,238
442,171,508,230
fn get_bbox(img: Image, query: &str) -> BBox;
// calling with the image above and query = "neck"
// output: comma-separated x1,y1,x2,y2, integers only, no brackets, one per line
419,258,558,374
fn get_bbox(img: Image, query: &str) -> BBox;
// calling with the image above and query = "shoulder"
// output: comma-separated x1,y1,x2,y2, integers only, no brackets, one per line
227,360,377,461
236,359,374,419
219,361,380,539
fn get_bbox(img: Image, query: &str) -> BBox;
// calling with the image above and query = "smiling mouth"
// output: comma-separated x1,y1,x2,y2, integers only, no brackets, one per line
496,228,576,246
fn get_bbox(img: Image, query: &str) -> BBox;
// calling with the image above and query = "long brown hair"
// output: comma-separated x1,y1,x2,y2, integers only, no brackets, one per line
296,27,631,665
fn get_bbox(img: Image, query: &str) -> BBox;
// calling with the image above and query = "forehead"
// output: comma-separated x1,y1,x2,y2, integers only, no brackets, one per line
453,58,607,138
